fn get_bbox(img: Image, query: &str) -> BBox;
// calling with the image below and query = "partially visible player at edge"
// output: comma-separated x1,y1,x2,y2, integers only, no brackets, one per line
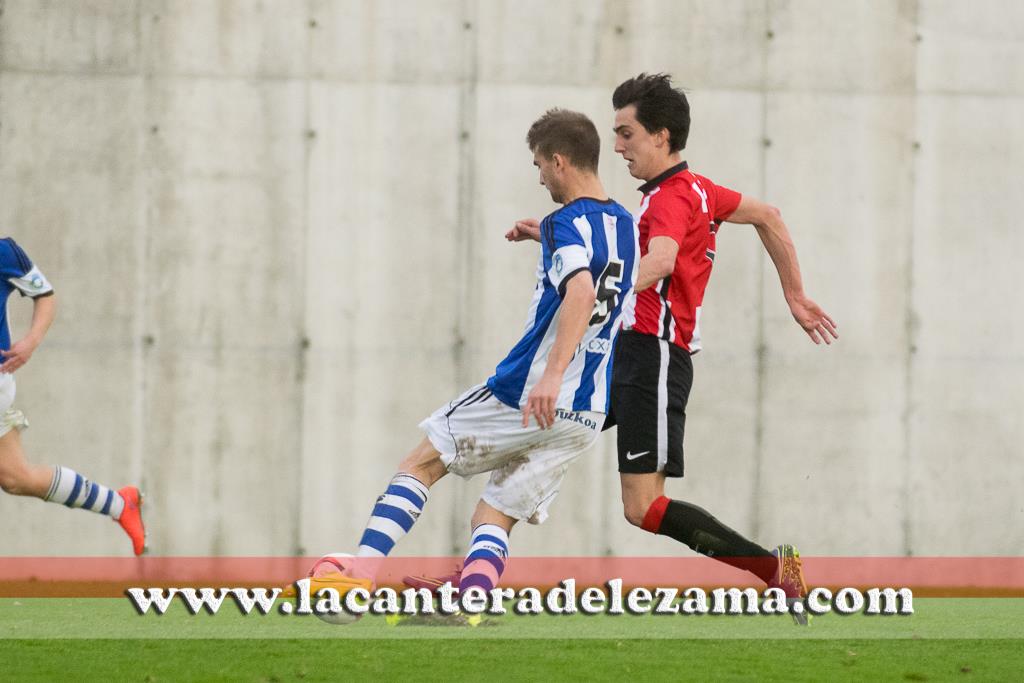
508,74,837,623
308,109,638,597
0,238,146,555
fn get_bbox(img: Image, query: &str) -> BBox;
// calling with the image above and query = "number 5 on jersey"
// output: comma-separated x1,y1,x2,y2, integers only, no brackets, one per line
590,259,625,325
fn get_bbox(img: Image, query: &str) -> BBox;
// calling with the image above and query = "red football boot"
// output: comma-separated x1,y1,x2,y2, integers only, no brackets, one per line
116,486,147,556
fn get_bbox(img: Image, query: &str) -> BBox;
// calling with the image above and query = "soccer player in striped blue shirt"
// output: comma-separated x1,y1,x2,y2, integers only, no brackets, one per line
311,110,638,595
0,238,146,555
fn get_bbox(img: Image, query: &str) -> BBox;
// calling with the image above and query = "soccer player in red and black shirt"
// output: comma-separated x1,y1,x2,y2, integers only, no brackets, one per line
436,76,837,616
606,73,837,618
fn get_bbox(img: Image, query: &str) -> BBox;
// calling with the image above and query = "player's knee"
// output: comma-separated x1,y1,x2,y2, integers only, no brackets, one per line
397,443,447,488
0,467,27,495
623,499,649,528
623,489,665,530
398,461,445,488
469,500,518,532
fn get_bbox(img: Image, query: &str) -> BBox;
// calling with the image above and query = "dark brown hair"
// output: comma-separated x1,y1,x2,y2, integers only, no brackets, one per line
526,109,600,172
612,73,690,153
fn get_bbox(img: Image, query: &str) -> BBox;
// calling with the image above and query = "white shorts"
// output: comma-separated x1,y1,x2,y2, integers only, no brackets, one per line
0,374,28,438
420,383,603,525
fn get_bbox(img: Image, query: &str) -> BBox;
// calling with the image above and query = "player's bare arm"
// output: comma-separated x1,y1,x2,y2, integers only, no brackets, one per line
634,236,679,292
0,293,56,374
725,196,838,345
523,270,596,430
506,218,541,242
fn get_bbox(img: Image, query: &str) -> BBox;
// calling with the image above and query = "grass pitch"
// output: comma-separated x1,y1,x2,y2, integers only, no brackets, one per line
4,638,1021,682
1,598,1022,681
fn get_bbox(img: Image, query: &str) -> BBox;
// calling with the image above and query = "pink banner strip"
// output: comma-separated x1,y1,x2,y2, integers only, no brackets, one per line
1,557,1021,597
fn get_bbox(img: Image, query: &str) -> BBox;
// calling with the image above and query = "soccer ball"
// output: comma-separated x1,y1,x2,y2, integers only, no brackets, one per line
309,553,373,625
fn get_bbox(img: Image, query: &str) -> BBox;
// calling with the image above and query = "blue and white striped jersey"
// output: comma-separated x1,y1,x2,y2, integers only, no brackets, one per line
487,197,639,414
0,238,53,352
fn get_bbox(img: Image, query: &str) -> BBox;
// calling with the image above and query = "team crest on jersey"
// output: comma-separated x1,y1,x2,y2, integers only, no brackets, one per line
554,253,563,275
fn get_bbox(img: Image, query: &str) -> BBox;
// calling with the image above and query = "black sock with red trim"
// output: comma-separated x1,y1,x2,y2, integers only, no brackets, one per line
641,496,777,584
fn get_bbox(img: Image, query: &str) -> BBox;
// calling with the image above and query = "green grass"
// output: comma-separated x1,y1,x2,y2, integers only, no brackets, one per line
1,597,1022,640
1,598,1022,680
2,638,1021,681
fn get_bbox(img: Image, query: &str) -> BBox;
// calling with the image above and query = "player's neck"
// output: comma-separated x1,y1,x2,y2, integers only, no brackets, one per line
645,153,685,182
560,175,608,204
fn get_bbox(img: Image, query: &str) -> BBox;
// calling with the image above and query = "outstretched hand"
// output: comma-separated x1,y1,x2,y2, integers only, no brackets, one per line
0,338,38,373
505,218,541,242
788,296,838,345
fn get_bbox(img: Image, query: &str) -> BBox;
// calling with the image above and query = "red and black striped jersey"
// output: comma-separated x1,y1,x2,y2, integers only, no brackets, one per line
630,162,741,353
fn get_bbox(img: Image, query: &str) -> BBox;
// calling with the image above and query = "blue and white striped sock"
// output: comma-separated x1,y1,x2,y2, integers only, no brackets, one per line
45,466,125,520
356,473,429,558
458,524,510,593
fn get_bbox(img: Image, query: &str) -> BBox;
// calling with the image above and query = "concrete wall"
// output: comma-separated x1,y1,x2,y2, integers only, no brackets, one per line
0,0,1020,557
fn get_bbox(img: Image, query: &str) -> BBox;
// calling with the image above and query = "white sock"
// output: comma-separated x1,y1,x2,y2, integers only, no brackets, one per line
356,473,429,557
45,466,125,519
459,524,510,593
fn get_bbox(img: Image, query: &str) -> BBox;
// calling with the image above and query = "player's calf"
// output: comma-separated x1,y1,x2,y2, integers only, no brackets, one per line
0,463,50,497
0,452,147,555
48,467,147,556
356,472,431,560
459,523,510,594
639,494,779,585
353,438,448,566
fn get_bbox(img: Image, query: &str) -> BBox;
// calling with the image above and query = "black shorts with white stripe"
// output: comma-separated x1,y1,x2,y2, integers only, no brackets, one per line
604,330,693,477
